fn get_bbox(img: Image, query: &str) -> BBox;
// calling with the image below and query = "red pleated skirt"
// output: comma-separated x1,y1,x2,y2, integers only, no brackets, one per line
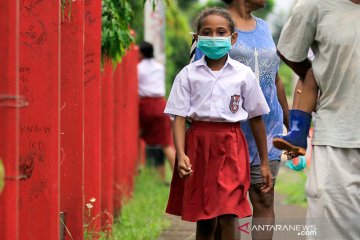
166,121,252,222
139,97,172,146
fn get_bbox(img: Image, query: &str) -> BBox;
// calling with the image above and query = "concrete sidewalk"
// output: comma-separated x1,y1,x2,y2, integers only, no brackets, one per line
158,193,307,240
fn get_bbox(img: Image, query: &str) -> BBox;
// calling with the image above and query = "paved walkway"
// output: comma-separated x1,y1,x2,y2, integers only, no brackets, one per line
158,193,307,240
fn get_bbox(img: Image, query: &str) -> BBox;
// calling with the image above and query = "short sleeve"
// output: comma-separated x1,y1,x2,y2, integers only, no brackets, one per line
241,70,270,119
277,0,318,62
164,69,191,118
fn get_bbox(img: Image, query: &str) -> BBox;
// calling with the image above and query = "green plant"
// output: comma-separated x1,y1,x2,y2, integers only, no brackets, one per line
101,0,134,64
112,167,171,239
60,0,72,21
83,197,110,239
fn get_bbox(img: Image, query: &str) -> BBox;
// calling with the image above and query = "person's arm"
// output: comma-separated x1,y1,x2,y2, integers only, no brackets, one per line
249,116,272,192
173,116,192,178
275,73,290,130
277,51,311,80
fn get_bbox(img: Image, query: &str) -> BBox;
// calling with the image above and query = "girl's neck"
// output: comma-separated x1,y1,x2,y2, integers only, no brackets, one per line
228,4,256,31
206,55,228,71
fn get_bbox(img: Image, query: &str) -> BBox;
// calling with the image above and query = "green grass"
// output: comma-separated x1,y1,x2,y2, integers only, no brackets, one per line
275,166,308,208
111,167,171,240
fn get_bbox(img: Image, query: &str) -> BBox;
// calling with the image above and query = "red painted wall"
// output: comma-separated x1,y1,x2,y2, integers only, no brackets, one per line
18,0,61,239
0,0,20,239
101,61,114,231
113,63,125,213
84,0,102,236
122,46,139,198
0,3,141,236
60,1,85,239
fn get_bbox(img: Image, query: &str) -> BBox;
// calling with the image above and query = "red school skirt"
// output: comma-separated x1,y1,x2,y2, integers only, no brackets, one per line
139,97,172,146
166,121,252,222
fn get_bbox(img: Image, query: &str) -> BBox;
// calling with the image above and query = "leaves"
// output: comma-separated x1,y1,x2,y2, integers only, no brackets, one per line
101,0,134,65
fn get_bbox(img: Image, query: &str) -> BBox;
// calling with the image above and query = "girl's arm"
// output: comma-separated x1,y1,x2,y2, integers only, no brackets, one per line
249,116,272,192
275,73,290,130
173,116,192,178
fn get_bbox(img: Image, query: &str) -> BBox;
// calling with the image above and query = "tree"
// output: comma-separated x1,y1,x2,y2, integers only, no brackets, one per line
102,0,134,64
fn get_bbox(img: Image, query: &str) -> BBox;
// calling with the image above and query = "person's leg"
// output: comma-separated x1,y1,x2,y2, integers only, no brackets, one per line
273,69,318,155
196,218,217,240
306,146,360,239
162,145,175,170
249,161,280,240
151,147,166,181
216,215,236,240
249,184,275,240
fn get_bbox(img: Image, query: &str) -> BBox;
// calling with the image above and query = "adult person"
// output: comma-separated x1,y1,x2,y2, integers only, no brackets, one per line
137,41,175,181
277,0,360,238
193,1,290,239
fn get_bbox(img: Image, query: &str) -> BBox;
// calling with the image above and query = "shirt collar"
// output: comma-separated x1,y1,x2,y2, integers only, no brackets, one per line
193,54,237,70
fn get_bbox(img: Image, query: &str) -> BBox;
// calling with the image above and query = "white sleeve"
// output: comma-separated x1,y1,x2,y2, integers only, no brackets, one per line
164,69,191,118
241,70,270,119
277,0,318,62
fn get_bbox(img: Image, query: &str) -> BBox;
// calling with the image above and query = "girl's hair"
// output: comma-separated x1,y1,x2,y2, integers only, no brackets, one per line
196,7,235,33
139,41,154,59
222,0,234,4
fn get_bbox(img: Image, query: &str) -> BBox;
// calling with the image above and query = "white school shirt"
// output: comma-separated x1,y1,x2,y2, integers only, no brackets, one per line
277,0,360,147
137,58,166,97
164,55,270,122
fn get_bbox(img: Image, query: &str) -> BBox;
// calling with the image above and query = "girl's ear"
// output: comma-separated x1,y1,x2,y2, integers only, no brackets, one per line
231,32,238,45
193,33,198,41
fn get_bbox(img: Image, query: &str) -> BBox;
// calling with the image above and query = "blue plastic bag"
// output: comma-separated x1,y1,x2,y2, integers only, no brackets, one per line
285,155,307,171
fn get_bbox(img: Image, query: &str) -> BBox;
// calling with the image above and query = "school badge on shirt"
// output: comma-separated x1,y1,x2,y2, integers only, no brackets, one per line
229,94,240,114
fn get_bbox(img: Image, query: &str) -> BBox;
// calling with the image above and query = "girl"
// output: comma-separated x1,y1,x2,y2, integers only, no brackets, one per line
193,1,290,239
164,8,272,240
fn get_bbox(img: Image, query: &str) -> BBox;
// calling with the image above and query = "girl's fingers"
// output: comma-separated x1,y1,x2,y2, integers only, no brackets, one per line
178,169,193,178
177,163,193,178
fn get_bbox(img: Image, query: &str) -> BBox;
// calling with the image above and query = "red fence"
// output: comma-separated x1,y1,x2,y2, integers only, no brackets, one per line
0,1,139,239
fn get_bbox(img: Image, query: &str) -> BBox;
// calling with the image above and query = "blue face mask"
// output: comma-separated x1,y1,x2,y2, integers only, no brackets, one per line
197,35,232,60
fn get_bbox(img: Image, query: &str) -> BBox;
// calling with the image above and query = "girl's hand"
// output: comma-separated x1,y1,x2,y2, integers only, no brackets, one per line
260,164,273,193
177,153,193,178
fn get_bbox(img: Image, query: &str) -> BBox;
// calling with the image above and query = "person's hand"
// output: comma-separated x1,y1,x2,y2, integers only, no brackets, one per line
285,150,300,159
177,153,193,178
260,164,273,193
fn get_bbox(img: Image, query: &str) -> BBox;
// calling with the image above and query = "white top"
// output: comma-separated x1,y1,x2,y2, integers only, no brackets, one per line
278,0,360,147
164,55,270,122
137,58,166,97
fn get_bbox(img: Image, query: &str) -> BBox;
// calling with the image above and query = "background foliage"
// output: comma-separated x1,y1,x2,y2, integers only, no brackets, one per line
101,0,134,64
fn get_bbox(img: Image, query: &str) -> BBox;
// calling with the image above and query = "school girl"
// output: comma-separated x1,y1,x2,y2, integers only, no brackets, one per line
164,8,272,240
137,41,175,177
